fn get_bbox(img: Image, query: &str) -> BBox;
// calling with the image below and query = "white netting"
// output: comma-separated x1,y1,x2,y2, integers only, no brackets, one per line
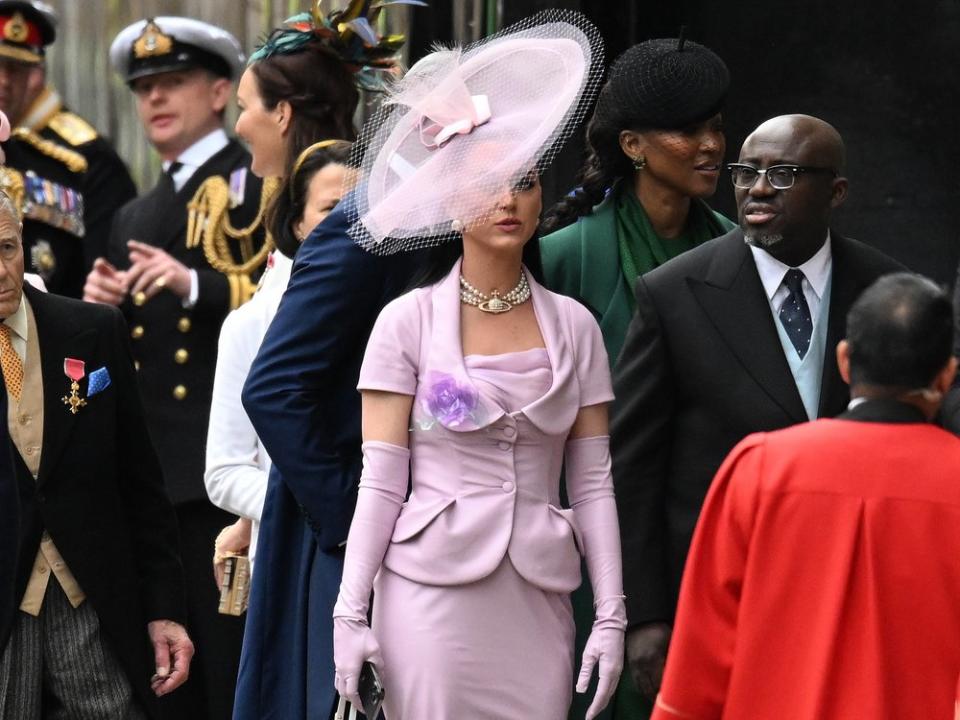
346,9,604,254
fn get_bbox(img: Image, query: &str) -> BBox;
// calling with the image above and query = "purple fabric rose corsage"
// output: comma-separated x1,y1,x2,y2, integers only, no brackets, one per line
416,372,480,430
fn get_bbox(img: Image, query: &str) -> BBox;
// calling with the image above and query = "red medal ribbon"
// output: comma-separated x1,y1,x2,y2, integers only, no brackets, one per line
63,358,85,381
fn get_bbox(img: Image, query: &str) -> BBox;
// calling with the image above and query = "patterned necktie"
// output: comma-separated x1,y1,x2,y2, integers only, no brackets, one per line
0,324,22,402
779,269,813,359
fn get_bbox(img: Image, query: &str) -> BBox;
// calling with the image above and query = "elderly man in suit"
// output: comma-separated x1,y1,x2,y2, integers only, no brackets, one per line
611,114,904,701
83,18,271,718
0,190,192,718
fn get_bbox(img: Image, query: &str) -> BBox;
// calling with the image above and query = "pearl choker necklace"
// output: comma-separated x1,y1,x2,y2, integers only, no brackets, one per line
460,272,531,314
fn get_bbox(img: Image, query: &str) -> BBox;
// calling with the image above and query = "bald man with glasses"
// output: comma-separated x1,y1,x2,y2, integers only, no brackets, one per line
610,114,904,703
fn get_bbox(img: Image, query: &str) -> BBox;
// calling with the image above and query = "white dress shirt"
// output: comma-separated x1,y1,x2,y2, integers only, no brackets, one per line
749,232,833,319
161,127,230,308
163,127,229,193
204,251,293,566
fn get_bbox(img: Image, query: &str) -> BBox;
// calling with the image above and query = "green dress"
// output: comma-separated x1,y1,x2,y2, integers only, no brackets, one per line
540,183,734,720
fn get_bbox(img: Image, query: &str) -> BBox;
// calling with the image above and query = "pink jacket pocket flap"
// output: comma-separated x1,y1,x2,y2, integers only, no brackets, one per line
391,496,457,542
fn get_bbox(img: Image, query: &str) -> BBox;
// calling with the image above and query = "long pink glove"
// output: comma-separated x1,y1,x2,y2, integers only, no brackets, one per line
567,435,627,720
333,441,410,707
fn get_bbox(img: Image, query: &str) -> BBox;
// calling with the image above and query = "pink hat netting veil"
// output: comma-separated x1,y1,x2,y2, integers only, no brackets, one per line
347,9,604,254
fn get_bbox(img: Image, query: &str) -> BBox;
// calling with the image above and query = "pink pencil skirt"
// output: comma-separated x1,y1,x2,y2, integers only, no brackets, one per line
371,558,575,719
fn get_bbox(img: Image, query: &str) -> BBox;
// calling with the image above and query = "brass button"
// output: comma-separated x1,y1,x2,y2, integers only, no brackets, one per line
25,446,34,455
38,565,47,574
177,317,191,333
18,414,29,425
174,348,188,364
133,291,147,306
173,385,187,400
131,325,144,339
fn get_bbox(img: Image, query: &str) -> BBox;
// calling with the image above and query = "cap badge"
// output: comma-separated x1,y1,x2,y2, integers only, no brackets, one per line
133,20,173,59
4,12,29,43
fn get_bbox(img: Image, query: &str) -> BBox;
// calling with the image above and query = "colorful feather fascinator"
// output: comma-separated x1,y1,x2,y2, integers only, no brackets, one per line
249,0,425,92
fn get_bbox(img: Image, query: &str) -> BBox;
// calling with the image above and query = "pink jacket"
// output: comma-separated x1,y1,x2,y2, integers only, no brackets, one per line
357,259,613,592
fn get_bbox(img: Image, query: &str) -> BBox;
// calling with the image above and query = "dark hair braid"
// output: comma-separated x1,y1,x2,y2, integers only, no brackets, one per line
541,91,635,233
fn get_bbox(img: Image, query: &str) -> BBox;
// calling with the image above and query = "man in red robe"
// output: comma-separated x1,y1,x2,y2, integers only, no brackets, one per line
652,272,960,720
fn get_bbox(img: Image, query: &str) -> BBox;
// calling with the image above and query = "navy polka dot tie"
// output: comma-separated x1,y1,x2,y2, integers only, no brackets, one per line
779,269,813,359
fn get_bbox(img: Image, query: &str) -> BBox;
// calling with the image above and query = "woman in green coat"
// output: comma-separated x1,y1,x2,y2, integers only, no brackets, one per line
540,38,733,719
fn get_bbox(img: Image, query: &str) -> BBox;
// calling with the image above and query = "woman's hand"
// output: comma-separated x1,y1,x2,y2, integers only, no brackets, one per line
577,599,626,720
212,518,252,587
333,616,384,708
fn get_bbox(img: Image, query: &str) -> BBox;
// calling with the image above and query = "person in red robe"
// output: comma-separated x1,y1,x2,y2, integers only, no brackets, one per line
652,272,960,720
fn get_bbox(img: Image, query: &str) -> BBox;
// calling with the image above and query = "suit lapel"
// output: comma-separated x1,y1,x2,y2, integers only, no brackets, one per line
26,287,97,487
689,231,808,423
818,233,857,417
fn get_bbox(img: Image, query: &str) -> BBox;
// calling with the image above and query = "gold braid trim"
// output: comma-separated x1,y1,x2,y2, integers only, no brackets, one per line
11,128,88,173
186,174,279,307
0,167,26,219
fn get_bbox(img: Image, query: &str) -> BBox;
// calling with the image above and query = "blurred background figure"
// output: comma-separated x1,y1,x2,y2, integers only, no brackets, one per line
540,39,732,717
206,139,352,590
0,0,135,297
654,273,960,720
85,16,272,720
230,3,417,718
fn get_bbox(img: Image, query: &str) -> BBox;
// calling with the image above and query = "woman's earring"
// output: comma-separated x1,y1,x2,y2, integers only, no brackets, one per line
632,155,647,171
451,219,464,233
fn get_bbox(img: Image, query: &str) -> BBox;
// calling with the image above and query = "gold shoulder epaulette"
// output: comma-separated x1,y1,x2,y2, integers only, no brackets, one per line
47,110,98,147
0,166,25,217
11,127,88,173
186,174,279,309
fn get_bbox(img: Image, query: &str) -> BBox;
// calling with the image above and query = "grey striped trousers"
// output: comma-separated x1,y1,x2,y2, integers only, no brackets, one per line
0,579,147,719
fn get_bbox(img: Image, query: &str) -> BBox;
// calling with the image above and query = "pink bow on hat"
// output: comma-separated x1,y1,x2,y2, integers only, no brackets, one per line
418,94,491,148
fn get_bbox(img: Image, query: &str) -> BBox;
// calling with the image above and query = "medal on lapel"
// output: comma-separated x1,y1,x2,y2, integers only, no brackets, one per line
61,358,87,415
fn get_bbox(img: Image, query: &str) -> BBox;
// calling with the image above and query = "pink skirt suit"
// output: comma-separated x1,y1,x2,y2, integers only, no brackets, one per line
356,260,615,718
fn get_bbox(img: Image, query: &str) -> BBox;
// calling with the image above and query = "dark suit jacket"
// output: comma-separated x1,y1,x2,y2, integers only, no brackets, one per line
611,229,904,626
6,284,185,719
108,139,266,504
237,196,421,719
0,388,17,652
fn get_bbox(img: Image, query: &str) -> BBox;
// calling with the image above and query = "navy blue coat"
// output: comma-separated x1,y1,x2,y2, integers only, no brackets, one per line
236,197,421,719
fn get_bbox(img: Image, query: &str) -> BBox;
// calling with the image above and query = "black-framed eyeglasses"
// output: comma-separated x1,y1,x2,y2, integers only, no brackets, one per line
727,163,838,190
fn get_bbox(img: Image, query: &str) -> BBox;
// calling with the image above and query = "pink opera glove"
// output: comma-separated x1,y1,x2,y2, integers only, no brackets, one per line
333,441,410,707
567,435,627,720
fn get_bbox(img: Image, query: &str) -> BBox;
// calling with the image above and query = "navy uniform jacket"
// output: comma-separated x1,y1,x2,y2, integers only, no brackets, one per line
237,196,422,720
107,139,267,505
36,107,138,264
1,133,91,298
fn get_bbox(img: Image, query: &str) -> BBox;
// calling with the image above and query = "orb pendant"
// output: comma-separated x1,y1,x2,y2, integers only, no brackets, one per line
478,296,512,314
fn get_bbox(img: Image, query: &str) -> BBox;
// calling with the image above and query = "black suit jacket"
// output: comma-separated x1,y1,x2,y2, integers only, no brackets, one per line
5,284,185,719
611,229,904,626
107,139,265,504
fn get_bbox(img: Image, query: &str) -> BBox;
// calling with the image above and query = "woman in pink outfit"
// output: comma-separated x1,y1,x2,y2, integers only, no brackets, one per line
333,11,625,719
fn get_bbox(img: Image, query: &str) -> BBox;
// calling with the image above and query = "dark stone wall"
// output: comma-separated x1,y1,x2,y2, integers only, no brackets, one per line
410,1,960,284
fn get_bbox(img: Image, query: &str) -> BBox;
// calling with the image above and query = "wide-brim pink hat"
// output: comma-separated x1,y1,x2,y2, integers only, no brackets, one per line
348,9,603,254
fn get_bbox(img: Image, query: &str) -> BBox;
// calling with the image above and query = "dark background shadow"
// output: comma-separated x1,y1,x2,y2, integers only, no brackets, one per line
409,0,960,285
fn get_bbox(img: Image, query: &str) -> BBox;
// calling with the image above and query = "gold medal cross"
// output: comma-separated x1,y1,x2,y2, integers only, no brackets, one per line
62,380,87,415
